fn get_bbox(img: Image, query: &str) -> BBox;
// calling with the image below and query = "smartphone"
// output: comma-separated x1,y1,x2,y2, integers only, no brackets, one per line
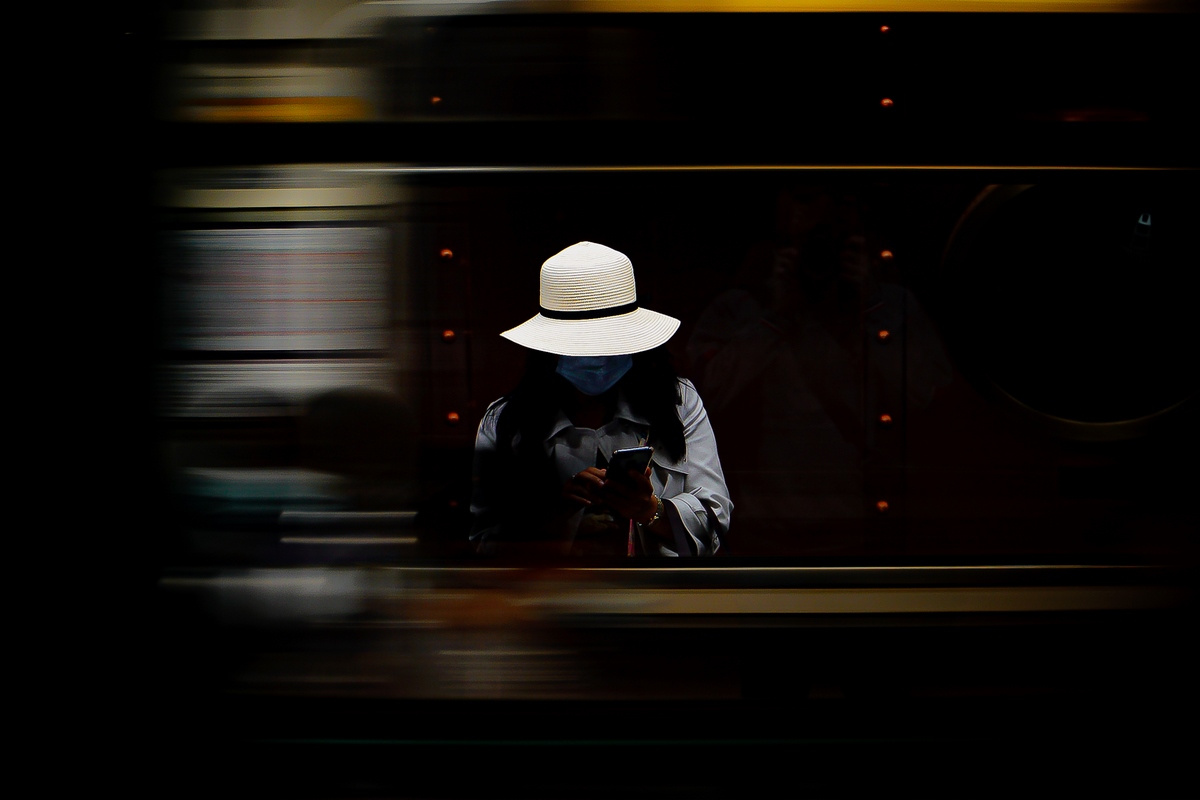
608,446,653,480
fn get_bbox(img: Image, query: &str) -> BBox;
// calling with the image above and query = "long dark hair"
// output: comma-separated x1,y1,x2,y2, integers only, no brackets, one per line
496,345,687,463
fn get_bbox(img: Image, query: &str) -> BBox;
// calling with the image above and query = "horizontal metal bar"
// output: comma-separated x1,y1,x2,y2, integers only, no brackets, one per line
341,164,1189,174
279,510,418,527
280,536,418,545
526,585,1193,614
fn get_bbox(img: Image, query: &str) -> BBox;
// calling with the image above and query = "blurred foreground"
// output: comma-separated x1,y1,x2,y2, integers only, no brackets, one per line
153,562,1197,797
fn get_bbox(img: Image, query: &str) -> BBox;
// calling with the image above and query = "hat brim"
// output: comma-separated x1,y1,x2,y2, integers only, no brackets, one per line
500,308,681,357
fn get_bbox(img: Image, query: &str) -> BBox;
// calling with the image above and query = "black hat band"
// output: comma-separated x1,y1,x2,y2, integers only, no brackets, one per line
539,302,639,321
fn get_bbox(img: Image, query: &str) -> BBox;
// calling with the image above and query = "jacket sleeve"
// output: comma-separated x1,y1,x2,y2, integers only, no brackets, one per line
661,380,733,556
469,401,506,552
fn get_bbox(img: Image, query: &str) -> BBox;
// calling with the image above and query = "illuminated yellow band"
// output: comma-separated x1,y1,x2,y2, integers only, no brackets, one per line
180,97,372,123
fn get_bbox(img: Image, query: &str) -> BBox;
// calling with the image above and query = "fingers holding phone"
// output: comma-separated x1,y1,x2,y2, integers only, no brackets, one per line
563,466,607,508
563,448,656,521
602,465,656,523
602,447,656,522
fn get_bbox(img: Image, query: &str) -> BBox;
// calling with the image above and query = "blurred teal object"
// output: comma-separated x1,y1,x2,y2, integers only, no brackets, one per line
182,468,347,524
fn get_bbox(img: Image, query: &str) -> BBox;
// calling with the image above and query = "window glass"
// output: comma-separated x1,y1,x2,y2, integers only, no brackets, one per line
156,168,1199,563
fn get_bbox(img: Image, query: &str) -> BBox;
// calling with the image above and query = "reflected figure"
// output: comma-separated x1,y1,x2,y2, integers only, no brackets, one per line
688,188,950,550
471,242,731,557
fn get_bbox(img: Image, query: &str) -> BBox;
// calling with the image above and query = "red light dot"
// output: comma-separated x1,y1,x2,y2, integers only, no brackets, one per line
446,412,460,425
877,330,891,342
880,25,890,33
430,96,442,105
881,98,894,108
876,500,889,512
880,249,894,261
442,329,456,342
439,248,454,261
879,413,893,425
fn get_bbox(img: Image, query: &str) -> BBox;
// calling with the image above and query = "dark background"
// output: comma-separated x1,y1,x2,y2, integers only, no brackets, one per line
81,7,1200,798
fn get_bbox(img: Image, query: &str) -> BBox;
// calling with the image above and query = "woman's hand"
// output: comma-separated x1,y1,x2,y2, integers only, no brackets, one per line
601,466,657,524
562,467,607,509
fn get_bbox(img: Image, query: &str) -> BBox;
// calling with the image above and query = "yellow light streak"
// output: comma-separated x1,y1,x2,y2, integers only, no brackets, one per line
567,0,1182,11
180,96,372,123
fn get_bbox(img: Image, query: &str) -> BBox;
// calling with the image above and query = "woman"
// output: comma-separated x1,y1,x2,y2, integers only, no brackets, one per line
471,241,731,556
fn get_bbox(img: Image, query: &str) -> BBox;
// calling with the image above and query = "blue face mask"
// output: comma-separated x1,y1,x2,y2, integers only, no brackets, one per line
556,355,633,396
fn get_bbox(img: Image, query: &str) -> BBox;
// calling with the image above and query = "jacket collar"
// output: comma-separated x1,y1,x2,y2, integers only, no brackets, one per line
544,391,650,442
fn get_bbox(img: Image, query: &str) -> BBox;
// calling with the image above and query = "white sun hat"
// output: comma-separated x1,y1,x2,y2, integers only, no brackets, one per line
500,241,680,357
